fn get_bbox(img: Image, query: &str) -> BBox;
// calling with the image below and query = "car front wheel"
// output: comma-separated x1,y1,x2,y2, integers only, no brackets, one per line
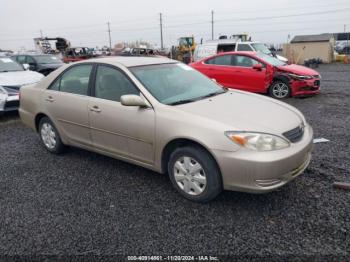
269,81,291,99
39,117,65,154
168,146,222,202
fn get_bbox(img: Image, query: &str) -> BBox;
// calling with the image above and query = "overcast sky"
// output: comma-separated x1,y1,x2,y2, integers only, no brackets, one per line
0,0,349,50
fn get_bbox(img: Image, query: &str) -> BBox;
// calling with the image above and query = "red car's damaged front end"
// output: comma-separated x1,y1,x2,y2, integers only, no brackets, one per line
276,64,321,97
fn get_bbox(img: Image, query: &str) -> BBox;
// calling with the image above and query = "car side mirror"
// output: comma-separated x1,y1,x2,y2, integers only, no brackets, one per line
23,63,30,70
252,64,263,71
120,94,150,108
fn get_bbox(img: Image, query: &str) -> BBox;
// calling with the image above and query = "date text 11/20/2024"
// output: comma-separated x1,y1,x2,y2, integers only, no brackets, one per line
127,255,219,261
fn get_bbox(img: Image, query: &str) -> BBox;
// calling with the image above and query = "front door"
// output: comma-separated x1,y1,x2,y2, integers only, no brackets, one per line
230,55,267,93
89,64,155,165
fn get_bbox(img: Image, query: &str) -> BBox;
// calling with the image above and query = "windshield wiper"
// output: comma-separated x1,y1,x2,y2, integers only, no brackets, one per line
167,90,226,106
167,98,198,106
197,90,226,100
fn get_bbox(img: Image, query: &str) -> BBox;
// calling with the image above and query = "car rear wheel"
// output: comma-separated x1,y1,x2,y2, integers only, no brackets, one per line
269,81,290,99
39,117,65,154
168,146,222,202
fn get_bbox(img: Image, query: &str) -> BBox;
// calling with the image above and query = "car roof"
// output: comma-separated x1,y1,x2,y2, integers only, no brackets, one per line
78,56,177,67
196,51,259,63
222,51,258,55
206,51,258,57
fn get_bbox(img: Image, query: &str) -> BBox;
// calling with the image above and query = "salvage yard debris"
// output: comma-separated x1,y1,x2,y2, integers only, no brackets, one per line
333,182,350,191
313,138,330,143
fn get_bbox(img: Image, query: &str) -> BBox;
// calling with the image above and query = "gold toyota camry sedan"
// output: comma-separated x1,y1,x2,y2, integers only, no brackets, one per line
19,57,313,202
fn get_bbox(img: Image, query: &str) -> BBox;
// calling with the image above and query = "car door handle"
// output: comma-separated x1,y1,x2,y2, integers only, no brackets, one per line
90,105,101,113
45,96,54,102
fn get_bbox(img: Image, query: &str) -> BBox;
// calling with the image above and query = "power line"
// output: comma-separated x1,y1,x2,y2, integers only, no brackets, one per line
1,6,349,48
156,0,350,22
1,16,348,42
215,7,350,23
1,0,349,34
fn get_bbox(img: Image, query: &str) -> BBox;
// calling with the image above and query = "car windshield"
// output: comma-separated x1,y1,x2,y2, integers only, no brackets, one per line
255,52,286,66
34,55,62,64
130,63,226,105
0,57,24,72
251,43,272,55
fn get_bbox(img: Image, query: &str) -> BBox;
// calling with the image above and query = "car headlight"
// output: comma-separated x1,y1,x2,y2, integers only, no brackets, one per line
287,73,313,80
225,131,290,151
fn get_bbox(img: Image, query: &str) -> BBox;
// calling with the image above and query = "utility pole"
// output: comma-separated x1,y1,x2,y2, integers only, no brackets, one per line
107,22,112,51
211,10,214,40
40,30,43,38
160,13,164,50
344,24,346,33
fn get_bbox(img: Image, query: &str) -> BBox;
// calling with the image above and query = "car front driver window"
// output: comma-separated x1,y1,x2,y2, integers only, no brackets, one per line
95,65,139,102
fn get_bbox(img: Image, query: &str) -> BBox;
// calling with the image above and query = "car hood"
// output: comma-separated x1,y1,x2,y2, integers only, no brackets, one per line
0,70,44,87
175,91,303,134
39,63,63,69
277,64,319,76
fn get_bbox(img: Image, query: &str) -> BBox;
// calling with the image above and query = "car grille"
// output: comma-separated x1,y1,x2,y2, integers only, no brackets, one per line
5,100,20,109
3,85,21,91
283,125,304,143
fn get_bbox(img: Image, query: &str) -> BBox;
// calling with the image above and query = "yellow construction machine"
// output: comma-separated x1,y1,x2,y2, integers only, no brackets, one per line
172,36,196,64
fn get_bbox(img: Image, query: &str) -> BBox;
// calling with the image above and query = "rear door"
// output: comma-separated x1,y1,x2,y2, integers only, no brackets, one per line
43,64,93,146
88,64,155,165
201,54,237,88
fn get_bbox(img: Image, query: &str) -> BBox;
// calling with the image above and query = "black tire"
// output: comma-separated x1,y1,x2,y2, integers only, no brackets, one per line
269,80,291,99
168,146,222,203
38,117,65,154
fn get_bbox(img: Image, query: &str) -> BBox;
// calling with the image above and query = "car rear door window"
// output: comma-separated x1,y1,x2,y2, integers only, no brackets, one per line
236,44,253,51
17,55,26,64
59,65,92,95
94,65,139,102
205,55,232,66
232,55,260,67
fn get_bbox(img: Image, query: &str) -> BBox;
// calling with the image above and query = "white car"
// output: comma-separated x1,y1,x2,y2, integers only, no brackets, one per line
193,40,288,63
0,57,43,115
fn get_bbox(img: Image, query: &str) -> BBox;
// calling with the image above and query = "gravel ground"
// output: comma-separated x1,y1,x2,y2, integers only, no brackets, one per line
0,63,349,260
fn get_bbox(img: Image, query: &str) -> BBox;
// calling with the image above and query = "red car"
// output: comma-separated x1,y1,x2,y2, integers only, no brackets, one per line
190,51,321,99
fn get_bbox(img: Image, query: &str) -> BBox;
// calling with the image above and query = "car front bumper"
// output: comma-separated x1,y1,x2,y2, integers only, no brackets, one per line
212,124,313,193
0,94,20,113
291,78,321,96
